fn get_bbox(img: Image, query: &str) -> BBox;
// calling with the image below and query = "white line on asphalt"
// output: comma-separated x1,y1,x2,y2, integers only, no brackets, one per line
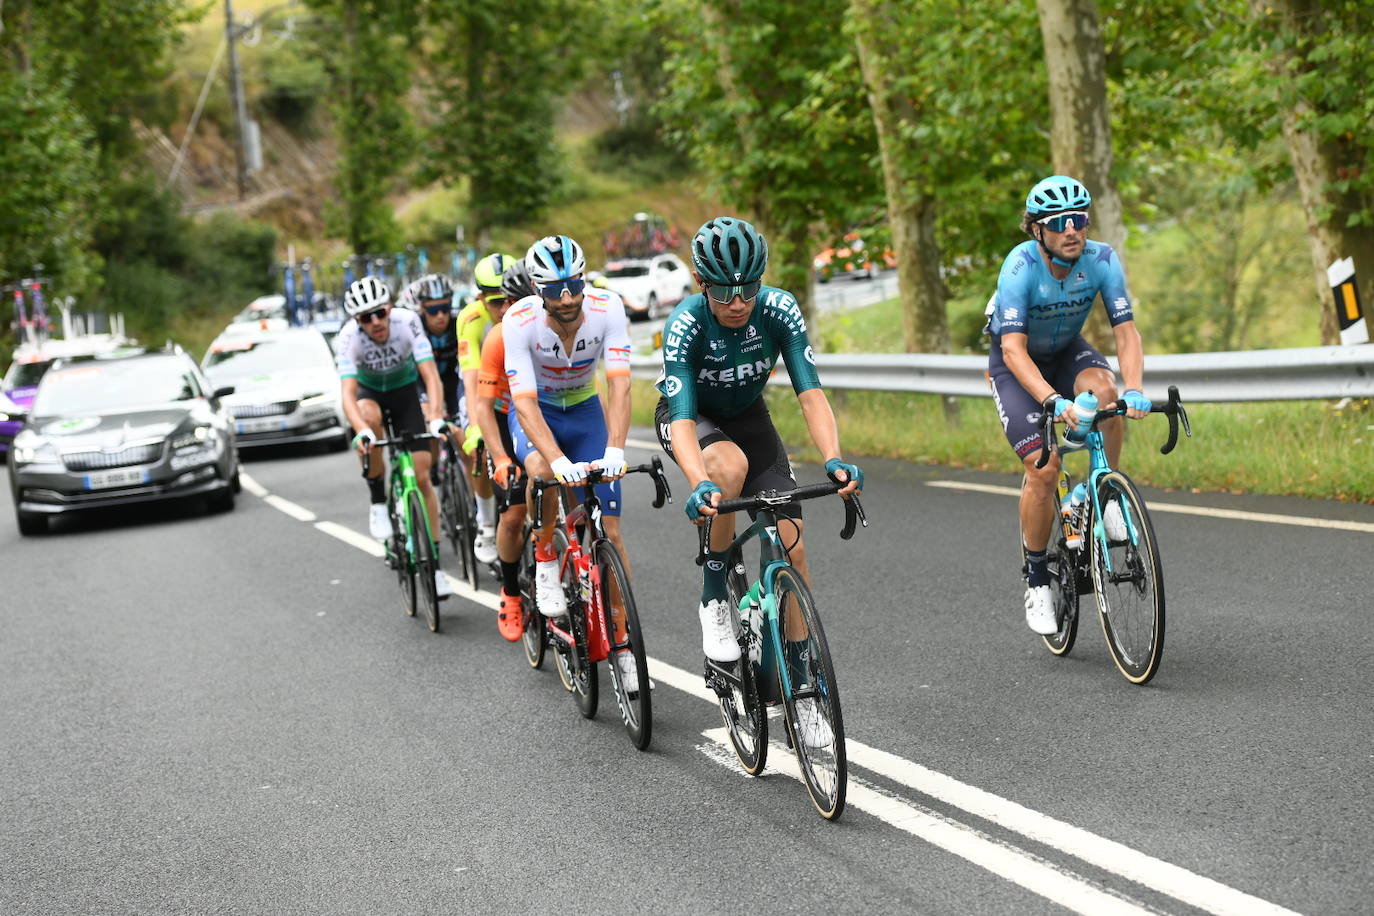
625,437,662,452
927,479,1374,534
264,494,316,522
698,730,1156,916
239,472,268,498
256,486,1300,916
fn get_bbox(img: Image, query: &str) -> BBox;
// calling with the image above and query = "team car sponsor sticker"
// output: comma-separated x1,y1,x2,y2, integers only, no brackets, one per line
44,417,101,435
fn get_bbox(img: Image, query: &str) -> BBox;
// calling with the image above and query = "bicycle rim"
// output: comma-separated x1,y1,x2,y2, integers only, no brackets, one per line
520,534,546,670
1043,531,1081,656
1091,471,1165,684
410,490,441,633
440,453,461,555
774,566,846,820
594,540,651,750
453,464,480,591
390,490,416,616
720,551,767,774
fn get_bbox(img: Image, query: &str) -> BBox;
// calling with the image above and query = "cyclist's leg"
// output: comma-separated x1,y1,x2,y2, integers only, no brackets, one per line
1058,336,1120,464
494,411,528,577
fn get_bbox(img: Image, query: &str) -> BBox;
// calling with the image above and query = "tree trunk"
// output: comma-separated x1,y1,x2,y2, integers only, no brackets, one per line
771,221,816,328
851,0,950,355
1036,0,1124,351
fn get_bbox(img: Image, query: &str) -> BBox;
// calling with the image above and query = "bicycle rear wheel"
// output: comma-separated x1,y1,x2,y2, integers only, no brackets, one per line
451,455,480,592
1090,470,1165,684
1043,531,1081,656
551,528,598,718
595,539,651,751
773,565,846,820
519,530,546,669
389,486,416,616
410,490,441,633
720,553,767,775
439,445,462,554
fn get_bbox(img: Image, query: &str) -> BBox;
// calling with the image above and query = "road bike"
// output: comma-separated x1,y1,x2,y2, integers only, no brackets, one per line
523,458,672,750
366,427,444,633
435,419,479,592
699,478,867,820
1029,385,1191,685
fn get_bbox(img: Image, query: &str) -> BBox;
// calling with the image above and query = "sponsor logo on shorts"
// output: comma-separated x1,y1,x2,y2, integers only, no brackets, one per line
1026,411,1042,425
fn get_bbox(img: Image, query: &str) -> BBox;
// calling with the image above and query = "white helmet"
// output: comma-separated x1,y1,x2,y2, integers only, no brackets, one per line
525,235,586,286
344,275,391,317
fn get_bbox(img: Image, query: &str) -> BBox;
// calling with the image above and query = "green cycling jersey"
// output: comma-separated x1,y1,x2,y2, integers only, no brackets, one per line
657,286,821,422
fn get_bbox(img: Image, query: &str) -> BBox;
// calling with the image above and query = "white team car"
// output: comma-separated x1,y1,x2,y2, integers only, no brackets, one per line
597,253,694,321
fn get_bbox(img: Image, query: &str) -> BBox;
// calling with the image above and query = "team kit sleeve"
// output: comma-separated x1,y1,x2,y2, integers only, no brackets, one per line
992,245,1036,336
767,289,822,395
456,304,486,373
659,300,701,422
398,308,435,364
501,305,540,402
335,324,359,379
478,325,508,403
1096,245,1135,326
601,292,632,381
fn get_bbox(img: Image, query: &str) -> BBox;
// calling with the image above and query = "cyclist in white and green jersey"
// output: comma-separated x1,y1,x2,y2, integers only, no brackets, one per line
337,276,452,598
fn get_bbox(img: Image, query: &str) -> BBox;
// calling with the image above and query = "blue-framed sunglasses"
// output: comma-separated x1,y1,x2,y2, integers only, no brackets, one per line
537,277,586,299
1036,211,1090,233
704,280,762,303
422,300,453,315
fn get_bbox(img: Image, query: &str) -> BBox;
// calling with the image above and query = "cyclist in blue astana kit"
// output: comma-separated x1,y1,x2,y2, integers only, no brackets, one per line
986,175,1150,636
337,275,452,599
656,217,862,667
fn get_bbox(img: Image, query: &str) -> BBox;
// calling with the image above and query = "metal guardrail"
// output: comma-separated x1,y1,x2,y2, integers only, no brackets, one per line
630,345,1374,402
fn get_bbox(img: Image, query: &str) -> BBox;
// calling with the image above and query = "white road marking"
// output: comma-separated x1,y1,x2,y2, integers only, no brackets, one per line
625,437,662,452
699,729,1156,916
264,494,316,521
927,479,1374,534
239,472,268,498
254,482,1301,916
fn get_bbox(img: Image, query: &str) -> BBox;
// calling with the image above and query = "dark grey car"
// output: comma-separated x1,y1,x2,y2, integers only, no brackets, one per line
7,348,240,535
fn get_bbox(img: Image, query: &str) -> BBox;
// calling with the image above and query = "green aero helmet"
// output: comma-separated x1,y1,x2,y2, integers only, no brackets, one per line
691,217,768,285
473,252,520,292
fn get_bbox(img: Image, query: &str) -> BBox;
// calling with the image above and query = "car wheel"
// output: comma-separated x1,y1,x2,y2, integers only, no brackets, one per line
207,486,236,514
16,509,46,536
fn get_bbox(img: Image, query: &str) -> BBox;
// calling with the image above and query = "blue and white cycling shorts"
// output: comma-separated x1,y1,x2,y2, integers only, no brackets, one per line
508,395,621,516
988,334,1111,459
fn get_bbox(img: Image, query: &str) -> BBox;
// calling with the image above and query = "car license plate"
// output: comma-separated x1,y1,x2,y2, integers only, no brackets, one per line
237,417,285,434
84,468,148,490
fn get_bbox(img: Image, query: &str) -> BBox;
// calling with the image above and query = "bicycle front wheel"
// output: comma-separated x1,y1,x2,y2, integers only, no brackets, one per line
519,530,546,669
390,488,416,617
451,457,480,592
773,566,846,820
720,552,767,775
595,539,651,751
410,489,441,633
1090,470,1165,684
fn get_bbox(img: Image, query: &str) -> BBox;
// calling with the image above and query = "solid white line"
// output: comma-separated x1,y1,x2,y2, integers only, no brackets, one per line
699,729,1154,916
261,488,1299,916
927,479,1374,533
625,436,662,452
239,472,269,498
263,494,316,522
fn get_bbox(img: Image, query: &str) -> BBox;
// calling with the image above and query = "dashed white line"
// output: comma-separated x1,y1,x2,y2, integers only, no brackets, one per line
264,494,316,522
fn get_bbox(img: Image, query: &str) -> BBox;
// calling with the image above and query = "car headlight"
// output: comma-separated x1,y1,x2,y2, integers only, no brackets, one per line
172,426,211,451
13,436,59,465
300,391,339,419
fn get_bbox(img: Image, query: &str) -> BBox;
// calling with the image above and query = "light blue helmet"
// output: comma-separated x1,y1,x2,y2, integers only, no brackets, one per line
1025,176,1092,216
691,217,768,285
525,236,586,285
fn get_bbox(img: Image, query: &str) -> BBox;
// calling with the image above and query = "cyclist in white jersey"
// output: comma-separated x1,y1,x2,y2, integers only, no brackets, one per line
503,236,636,679
337,276,452,598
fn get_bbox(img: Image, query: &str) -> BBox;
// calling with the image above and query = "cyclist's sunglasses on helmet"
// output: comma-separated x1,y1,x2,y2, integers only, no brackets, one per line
422,299,452,316
705,280,762,303
356,308,388,325
537,277,586,299
1036,211,1090,233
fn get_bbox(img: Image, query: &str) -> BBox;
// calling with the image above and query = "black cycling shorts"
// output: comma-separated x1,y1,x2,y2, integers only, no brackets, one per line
356,383,428,452
654,395,801,521
987,334,1111,459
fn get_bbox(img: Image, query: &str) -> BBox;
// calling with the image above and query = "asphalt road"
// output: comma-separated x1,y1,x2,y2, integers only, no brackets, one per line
3,431,1373,915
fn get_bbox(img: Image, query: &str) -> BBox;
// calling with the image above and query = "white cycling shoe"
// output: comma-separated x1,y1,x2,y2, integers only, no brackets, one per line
473,526,498,565
434,570,452,599
699,599,741,663
368,503,392,540
1102,499,1129,542
1024,585,1058,635
792,697,835,749
535,558,566,617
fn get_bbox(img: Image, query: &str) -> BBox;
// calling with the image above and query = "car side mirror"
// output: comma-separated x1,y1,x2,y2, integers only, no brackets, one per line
213,386,236,398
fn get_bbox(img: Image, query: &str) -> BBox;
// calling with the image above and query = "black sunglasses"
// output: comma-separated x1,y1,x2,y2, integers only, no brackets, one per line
357,308,388,325
423,303,453,316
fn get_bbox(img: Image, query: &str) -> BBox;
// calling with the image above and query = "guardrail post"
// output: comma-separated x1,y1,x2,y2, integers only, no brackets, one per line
1328,257,1368,345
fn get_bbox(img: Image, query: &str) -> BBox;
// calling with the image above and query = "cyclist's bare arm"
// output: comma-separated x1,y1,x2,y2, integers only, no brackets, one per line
797,389,859,496
668,417,721,517
1111,319,1147,418
340,377,369,434
474,395,510,466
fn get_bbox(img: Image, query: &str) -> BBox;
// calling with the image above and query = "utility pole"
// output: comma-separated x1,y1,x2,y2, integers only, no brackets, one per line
224,0,249,200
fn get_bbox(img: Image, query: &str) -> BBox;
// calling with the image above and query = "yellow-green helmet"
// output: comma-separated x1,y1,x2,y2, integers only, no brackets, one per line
473,252,520,292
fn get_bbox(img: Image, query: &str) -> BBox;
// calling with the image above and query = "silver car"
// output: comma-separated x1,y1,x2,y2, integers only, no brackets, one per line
202,327,348,450
7,348,240,535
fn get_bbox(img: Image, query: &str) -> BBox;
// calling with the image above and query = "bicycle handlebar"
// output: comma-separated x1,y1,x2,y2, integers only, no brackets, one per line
1033,385,1191,469
693,475,868,567
528,456,675,521
361,431,442,475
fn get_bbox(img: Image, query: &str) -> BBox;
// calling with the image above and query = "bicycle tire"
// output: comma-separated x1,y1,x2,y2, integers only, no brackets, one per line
1043,529,1081,656
519,530,546,669
456,466,480,592
390,485,416,617
439,445,461,555
552,525,597,718
1090,470,1165,685
410,489,441,633
594,539,652,751
773,565,846,820
720,552,767,775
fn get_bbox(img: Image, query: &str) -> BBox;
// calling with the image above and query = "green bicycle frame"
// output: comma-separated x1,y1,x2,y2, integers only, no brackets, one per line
389,448,437,566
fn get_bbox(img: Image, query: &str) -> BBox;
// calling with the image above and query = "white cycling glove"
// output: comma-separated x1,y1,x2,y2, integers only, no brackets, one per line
597,446,627,478
550,455,588,484
352,428,377,452
427,418,447,437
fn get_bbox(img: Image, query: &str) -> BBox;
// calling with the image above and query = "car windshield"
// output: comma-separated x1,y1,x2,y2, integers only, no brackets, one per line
204,335,328,380
32,356,202,416
4,360,52,389
604,265,650,278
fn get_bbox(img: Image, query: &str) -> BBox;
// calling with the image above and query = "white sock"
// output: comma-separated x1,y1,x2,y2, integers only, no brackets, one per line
476,494,494,529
